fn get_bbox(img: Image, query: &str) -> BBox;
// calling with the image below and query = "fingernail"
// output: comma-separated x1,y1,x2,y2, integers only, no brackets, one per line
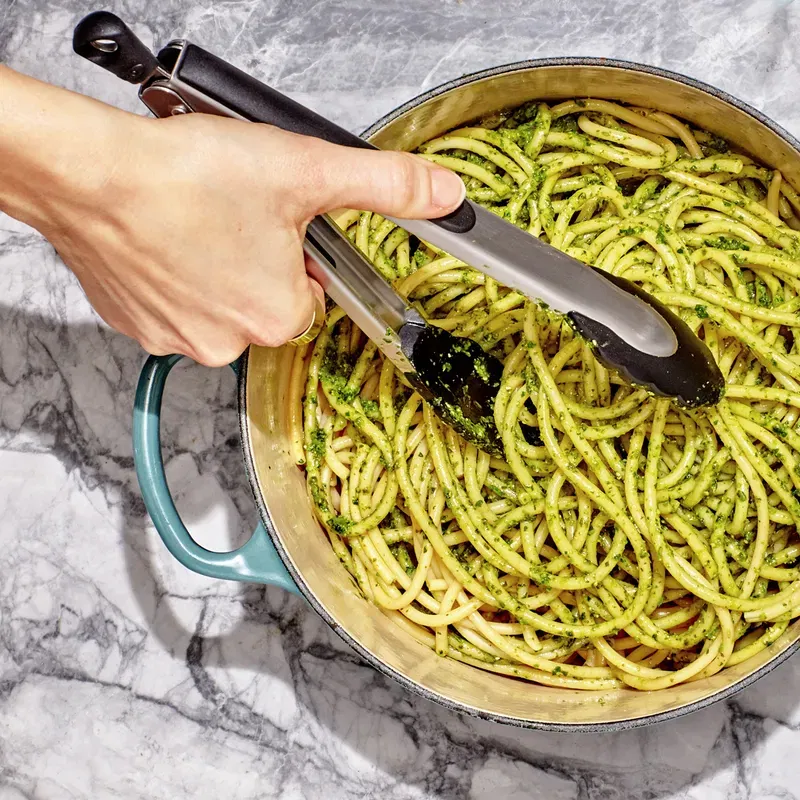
430,168,466,210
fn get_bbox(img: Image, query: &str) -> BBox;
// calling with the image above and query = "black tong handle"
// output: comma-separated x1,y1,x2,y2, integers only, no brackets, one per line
72,11,475,233
175,45,476,233
73,11,161,84
177,45,374,150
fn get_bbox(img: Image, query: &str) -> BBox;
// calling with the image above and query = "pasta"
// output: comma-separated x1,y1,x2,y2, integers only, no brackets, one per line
292,98,800,691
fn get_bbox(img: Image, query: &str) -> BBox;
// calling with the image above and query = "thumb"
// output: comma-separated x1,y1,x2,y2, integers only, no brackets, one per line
297,140,466,220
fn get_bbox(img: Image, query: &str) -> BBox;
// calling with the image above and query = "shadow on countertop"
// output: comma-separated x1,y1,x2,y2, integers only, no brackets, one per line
2,299,798,798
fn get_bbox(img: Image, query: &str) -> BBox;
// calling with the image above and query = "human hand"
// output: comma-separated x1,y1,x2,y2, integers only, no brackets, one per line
0,67,466,365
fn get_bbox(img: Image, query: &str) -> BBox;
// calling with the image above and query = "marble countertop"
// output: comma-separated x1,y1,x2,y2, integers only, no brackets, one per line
2,0,800,797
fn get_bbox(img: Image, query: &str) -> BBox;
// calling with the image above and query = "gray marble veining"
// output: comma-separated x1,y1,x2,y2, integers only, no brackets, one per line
2,0,800,797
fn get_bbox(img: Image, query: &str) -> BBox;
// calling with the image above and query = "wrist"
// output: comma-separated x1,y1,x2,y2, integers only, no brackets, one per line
0,65,133,235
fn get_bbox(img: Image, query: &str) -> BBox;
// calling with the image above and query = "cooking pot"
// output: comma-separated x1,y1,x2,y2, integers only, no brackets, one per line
133,58,800,731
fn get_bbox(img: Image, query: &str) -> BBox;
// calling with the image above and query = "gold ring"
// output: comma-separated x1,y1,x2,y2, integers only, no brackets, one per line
288,292,326,346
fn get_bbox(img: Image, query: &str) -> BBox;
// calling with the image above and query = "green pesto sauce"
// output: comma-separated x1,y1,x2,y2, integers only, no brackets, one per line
308,427,327,460
329,515,354,535
705,235,750,251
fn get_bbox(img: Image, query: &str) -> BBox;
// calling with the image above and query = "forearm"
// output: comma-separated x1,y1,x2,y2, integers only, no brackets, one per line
0,65,126,234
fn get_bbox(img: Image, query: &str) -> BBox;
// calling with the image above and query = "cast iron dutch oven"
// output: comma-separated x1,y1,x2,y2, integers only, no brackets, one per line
134,58,800,731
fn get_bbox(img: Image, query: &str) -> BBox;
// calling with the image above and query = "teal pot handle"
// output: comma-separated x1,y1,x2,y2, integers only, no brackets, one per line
132,353,300,595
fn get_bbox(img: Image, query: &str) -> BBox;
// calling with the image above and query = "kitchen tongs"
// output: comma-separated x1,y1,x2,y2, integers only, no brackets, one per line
73,11,724,454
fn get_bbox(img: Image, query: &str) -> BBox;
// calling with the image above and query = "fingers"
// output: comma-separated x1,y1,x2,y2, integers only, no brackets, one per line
142,276,321,366
282,135,466,221
72,239,322,367
167,276,321,364
139,326,247,368
248,272,321,347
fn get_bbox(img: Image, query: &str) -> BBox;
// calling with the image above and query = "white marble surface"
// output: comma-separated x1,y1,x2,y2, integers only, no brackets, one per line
2,0,800,797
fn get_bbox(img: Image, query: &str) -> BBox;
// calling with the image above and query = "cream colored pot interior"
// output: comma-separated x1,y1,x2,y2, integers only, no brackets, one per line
244,64,800,727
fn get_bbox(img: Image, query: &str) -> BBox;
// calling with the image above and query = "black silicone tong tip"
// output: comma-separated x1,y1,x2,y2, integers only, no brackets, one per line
568,269,725,409
400,323,505,456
